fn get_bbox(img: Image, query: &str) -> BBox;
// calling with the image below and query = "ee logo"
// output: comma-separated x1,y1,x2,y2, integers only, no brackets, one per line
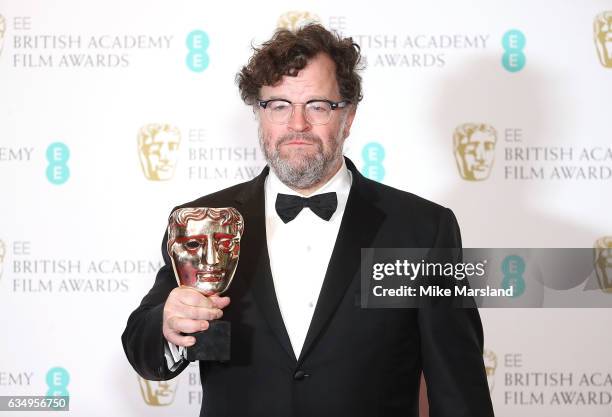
501,255,526,297
46,367,70,397
46,142,70,185
362,142,385,182
186,30,210,72
502,29,526,72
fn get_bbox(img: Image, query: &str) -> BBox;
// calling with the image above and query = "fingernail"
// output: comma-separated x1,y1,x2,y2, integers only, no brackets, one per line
201,321,208,331
217,309,223,319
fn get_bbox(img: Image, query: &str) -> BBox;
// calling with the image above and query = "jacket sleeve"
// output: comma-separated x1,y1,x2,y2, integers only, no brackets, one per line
418,208,495,417
121,230,189,381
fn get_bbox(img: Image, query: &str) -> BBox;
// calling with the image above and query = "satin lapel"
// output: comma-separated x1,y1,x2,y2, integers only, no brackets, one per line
235,167,297,363
298,160,386,364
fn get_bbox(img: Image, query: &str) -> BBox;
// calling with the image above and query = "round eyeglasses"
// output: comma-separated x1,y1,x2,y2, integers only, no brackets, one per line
257,99,351,125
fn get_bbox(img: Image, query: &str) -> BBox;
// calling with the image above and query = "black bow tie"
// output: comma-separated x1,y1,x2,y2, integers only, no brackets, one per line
275,192,338,223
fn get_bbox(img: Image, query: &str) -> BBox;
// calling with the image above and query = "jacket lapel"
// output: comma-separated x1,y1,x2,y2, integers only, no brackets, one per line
234,167,297,363
298,158,386,364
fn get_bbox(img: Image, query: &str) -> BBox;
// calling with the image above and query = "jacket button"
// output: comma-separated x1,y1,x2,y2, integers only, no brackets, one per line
293,370,307,380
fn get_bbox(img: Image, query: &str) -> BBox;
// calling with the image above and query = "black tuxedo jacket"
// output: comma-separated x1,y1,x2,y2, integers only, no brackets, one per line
122,158,494,417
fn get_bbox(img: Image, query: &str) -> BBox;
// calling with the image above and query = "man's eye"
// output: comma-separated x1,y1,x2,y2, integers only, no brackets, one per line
185,240,201,250
309,103,327,112
270,102,289,111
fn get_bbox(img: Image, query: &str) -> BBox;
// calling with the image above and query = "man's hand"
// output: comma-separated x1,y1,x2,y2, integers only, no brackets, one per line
162,287,231,347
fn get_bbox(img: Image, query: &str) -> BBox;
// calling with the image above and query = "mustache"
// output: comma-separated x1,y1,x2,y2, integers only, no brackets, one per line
277,133,322,145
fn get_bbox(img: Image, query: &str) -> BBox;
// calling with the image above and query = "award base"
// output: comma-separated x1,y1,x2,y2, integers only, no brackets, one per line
186,320,231,362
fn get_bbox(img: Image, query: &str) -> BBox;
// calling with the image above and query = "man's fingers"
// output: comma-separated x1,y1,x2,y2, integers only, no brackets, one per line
209,295,231,309
177,288,213,307
163,289,227,348
165,332,196,348
169,316,210,334
182,305,224,320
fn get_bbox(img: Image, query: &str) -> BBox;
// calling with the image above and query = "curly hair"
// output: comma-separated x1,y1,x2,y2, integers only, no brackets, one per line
236,24,363,105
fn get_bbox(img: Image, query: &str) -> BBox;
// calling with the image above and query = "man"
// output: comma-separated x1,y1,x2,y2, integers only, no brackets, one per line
122,24,494,417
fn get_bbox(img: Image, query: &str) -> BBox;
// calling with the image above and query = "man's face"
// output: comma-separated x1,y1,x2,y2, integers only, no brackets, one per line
139,127,180,181
170,216,241,296
457,130,496,181
257,53,356,190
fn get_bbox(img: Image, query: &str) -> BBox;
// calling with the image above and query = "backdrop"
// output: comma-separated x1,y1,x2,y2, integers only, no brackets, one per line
1,1,611,416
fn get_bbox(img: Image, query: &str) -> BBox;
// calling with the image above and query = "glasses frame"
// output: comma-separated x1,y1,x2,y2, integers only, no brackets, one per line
256,98,351,125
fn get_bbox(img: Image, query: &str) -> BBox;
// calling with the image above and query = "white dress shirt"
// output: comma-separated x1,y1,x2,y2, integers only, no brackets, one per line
265,160,352,358
165,161,352,368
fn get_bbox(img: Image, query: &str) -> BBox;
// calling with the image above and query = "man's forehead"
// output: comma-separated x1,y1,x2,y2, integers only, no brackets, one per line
260,53,339,98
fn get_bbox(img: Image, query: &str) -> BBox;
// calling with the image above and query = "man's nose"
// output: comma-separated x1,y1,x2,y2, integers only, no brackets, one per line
287,104,311,132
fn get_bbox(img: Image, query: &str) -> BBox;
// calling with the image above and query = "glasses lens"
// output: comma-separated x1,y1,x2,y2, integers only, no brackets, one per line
266,100,292,123
305,101,332,124
263,100,335,125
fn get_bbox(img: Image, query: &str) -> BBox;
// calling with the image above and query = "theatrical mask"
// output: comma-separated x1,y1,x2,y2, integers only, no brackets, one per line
167,207,244,295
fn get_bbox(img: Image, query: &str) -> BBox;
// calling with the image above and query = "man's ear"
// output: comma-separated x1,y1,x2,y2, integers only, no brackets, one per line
342,106,357,139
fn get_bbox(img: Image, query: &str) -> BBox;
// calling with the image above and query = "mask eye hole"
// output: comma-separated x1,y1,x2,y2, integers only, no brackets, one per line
185,240,201,250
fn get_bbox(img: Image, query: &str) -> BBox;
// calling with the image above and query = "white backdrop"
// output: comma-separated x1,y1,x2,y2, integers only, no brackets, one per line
1,1,611,416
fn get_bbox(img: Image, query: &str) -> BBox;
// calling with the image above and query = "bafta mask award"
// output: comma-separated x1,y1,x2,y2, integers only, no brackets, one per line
167,207,245,361
453,123,498,181
594,237,612,293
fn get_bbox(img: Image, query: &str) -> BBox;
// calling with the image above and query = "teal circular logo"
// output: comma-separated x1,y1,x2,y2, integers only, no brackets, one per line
501,255,526,297
46,142,70,185
501,29,526,72
502,30,526,50
502,52,526,73
186,30,210,72
46,367,70,397
362,142,386,182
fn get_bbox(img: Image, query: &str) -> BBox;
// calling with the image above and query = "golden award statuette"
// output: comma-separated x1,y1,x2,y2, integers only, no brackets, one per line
167,207,244,361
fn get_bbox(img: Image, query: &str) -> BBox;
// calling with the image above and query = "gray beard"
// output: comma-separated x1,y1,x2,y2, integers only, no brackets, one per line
259,129,343,190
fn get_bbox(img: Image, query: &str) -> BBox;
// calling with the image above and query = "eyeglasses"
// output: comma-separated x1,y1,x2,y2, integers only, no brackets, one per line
257,99,351,125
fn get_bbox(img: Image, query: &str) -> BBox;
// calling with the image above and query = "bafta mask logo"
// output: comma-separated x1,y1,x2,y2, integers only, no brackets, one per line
277,11,321,31
0,14,6,57
137,124,181,181
137,376,178,406
594,11,612,68
594,237,612,293
168,207,244,296
453,123,498,181
483,349,498,393
0,239,5,280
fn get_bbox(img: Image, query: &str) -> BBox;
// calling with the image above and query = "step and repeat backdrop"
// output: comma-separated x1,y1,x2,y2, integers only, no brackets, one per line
1,0,611,416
